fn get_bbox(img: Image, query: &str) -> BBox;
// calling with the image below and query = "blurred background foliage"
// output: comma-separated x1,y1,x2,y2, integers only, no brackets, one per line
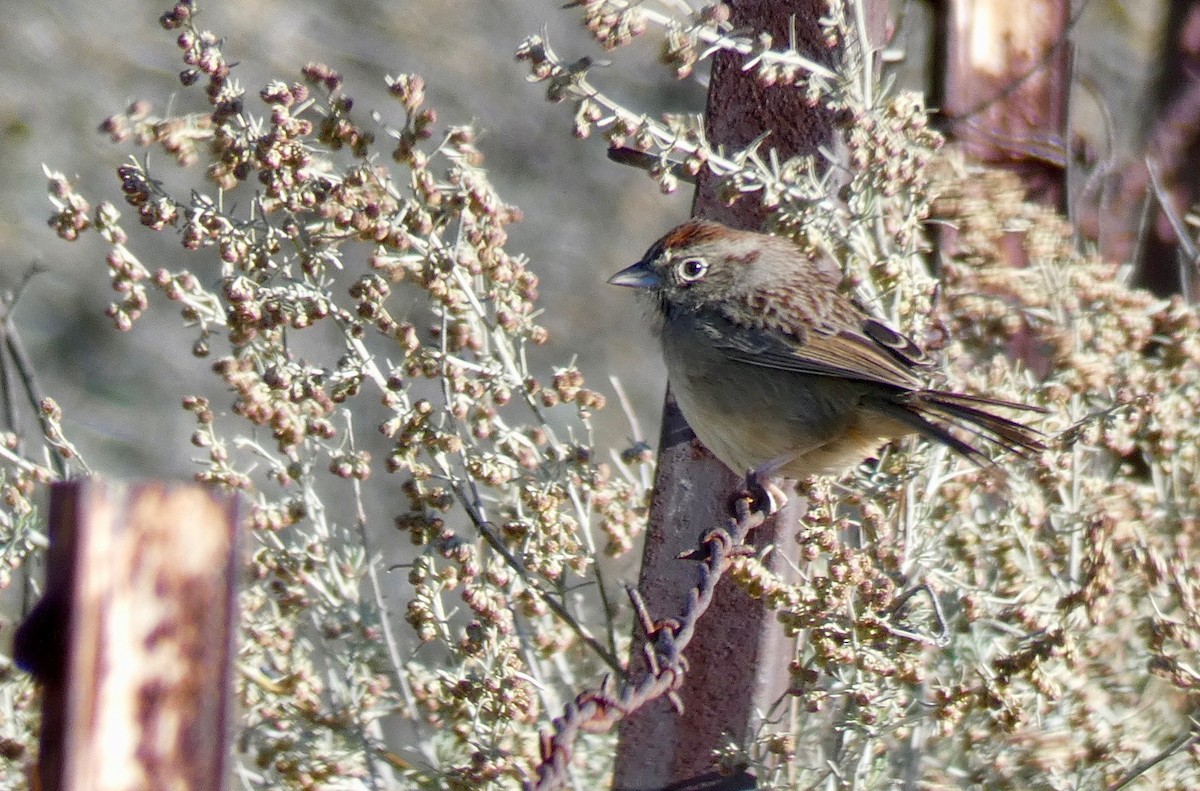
0,0,1169,481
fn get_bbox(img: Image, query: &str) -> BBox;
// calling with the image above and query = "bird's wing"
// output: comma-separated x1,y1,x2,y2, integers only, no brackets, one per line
691,308,926,390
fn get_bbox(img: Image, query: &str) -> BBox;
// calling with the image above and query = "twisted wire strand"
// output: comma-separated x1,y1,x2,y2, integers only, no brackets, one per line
526,491,769,790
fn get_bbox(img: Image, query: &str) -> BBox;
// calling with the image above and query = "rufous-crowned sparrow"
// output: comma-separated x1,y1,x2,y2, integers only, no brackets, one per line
609,219,1043,486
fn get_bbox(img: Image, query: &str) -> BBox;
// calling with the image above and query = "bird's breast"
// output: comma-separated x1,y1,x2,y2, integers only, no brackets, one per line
659,313,911,477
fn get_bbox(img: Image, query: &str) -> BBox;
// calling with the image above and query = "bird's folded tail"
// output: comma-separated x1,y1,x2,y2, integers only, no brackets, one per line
868,389,1048,464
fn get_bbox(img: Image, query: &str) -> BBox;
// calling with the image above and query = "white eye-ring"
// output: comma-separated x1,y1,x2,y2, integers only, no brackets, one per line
675,256,708,283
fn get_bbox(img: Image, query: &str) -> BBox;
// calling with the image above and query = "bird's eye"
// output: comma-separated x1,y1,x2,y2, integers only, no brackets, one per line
675,256,708,283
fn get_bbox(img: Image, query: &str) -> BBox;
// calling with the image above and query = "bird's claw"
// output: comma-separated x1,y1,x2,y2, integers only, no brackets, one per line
736,470,787,516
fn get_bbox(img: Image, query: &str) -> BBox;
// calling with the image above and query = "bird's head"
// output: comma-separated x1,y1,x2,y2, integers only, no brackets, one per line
608,219,839,320
608,220,755,313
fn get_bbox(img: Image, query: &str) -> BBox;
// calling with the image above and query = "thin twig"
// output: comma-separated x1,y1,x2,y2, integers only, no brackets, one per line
1106,727,1199,791
1145,158,1198,301
345,414,419,721
464,504,625,676
606,146,697,183
1,305,66,478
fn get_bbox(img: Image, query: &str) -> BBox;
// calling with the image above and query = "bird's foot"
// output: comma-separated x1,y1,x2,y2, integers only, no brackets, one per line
736,469,787,516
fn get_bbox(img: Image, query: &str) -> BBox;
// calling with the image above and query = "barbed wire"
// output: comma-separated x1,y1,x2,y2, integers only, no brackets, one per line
525,486,771,790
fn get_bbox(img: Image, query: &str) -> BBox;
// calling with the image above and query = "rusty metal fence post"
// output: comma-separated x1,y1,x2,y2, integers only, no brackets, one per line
612,3,886,789
14,480,240,791
940,0,1070,209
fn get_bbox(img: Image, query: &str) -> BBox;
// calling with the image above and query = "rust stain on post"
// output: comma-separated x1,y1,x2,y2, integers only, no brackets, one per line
614,2,885,788
19,480,240,791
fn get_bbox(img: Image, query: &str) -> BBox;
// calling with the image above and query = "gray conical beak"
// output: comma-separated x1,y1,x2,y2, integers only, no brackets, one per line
607,260,662,289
